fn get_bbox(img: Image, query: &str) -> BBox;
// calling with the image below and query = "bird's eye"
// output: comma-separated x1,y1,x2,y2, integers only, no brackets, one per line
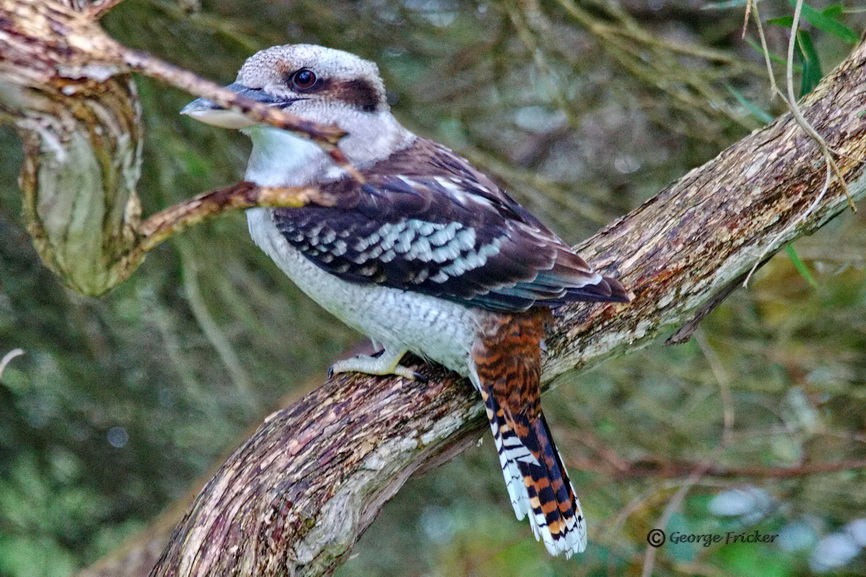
291,69,318,90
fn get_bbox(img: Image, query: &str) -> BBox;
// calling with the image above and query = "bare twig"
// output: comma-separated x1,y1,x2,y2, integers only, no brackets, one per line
617,456,866,480
749,3,781,97
741,0,857,288
0,349,24,380
0,0,362,296
781,0,853,210
136,183,332,254
115,48,365,183
641,458,717,577
85,0,126,19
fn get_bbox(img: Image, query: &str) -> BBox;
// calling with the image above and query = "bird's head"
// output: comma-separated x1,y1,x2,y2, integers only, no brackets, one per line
181,44,389,131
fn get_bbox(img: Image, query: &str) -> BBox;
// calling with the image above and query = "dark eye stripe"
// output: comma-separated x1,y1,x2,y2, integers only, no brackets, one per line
283,73,381,112
331,78,380,112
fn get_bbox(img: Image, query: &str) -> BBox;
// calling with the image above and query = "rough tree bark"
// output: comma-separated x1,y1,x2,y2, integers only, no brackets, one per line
2,1,865,576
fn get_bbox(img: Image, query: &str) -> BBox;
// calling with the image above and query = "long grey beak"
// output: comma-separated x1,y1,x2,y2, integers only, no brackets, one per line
181,82,283,129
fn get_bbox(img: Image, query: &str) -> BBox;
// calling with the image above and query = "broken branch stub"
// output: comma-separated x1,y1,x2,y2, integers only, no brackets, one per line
0,0,143,294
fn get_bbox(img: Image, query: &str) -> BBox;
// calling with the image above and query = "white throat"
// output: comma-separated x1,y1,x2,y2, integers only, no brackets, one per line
242,127,328,187
241,110,415,188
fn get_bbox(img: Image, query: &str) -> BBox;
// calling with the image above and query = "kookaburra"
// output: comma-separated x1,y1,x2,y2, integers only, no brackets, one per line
182,44,628,559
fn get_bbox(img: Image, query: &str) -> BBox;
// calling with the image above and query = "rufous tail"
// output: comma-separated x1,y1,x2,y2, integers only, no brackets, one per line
471,308,587,558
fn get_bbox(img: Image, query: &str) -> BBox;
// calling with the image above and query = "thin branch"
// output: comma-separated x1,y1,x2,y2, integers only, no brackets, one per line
135,183,332,254
695,330,735,448
616,456,866,480
741,2,857,288
781,0,853,211
0,0,363,296
749,3,781,97
85,0,126,19
641,457,717,577
0,349,24,380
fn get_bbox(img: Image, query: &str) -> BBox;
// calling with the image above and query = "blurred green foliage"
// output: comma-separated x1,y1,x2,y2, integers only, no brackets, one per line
1,1,864,576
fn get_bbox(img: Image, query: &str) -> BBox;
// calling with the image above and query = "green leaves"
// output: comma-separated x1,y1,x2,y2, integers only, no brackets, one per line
767,3,858,45
794,2,858,44
784,244,818,289
795,29,822,96
764,2,857,98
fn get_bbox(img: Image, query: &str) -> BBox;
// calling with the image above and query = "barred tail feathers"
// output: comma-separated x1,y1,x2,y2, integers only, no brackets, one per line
480,386,587,558
479,386,531,518
471,308,586,557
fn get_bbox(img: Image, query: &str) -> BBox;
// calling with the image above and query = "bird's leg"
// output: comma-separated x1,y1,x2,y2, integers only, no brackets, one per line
329,346,421,380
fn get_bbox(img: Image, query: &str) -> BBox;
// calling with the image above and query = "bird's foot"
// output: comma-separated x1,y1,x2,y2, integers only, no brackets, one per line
328,347,425,381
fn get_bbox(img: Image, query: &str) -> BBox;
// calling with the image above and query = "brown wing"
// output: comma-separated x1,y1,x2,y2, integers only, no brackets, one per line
271,138,628,312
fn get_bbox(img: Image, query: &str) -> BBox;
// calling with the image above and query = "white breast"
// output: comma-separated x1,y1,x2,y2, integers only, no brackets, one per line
241,124,478,374
246,208,479,375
